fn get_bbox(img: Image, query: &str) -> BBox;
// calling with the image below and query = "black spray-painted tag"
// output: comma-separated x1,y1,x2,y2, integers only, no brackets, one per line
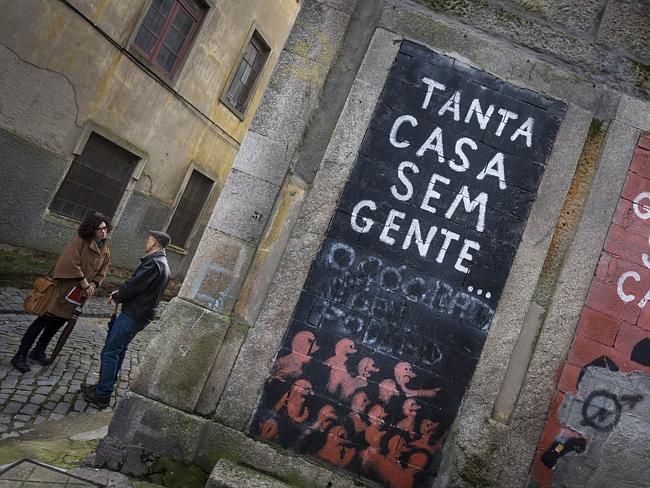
252,41,566,487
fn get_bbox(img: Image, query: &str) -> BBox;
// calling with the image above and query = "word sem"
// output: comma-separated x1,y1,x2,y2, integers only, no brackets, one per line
348,76,539,275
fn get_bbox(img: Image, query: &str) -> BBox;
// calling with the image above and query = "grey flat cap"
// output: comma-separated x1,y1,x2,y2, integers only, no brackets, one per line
148,230,171,248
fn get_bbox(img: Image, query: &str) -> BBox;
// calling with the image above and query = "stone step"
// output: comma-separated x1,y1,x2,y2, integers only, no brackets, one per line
206,458,291,488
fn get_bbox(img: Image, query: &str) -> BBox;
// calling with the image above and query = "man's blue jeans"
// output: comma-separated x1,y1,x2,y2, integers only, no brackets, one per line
96,312,149,397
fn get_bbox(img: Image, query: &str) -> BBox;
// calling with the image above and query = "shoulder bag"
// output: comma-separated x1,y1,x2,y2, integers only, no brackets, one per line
23,276,56,316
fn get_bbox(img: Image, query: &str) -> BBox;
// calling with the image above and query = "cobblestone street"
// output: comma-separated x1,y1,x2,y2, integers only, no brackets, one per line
0,288,161,440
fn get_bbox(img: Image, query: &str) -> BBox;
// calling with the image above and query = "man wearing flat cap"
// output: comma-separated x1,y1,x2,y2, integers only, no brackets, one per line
83,230,171,408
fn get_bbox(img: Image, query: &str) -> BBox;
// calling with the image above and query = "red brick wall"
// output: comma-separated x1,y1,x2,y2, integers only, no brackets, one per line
531,132,650,486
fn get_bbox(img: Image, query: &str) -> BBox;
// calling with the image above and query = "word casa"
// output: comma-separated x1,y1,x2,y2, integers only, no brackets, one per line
344,76,538,275
617,191,650,308
387,76,539,191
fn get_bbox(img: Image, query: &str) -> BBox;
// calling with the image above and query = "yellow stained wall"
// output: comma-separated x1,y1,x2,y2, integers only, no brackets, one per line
0,0,300,207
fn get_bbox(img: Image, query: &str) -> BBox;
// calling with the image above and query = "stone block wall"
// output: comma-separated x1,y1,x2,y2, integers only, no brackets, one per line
412,0,650,100
531,132,650,487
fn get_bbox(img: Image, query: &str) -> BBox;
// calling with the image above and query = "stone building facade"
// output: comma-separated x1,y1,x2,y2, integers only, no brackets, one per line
4,0,649,487
0,0,299,277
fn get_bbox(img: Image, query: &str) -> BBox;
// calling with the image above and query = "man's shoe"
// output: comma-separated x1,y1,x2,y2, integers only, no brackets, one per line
10,354,30,373
28,349,52,366
82,384,110,409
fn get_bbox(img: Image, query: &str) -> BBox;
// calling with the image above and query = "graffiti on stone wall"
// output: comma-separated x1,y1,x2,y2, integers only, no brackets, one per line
532,133,650,488
253,41,565,487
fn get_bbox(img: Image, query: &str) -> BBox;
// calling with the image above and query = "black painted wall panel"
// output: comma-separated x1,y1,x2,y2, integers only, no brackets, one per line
252,41,566,487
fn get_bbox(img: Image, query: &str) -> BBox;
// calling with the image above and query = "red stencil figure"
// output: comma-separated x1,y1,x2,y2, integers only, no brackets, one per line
259,418,279,440
379,378,400,404
317,425,356,467
325,338,357,395
410,418,445,455
359,404,388,473
271,331,319,381
394,361,442,398
396,398,421,437
339,357,380,400
348,390,371,434
375,434,410,488
273,379,313,423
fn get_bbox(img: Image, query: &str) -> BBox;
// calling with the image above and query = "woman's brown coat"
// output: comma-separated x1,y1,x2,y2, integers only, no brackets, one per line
45,235,110,319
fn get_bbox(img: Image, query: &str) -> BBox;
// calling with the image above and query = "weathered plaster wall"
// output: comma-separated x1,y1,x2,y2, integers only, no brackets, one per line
0,0,299,274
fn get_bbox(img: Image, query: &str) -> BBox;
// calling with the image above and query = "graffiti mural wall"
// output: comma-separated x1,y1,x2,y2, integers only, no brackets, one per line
532,133,650,488
252,41,566,487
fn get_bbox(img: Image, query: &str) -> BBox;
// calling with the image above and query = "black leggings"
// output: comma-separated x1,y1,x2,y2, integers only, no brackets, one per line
18,314,67,356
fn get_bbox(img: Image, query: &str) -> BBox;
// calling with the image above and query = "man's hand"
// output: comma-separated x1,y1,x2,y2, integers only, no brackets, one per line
107,292,116,304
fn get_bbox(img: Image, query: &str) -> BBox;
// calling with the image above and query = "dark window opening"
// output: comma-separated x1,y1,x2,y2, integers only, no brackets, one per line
167,169,213,247
49,133,139,221
223,30,270,117
132,0,207,78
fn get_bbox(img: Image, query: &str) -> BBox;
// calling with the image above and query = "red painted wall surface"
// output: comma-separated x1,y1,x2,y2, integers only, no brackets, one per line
531,132,650,486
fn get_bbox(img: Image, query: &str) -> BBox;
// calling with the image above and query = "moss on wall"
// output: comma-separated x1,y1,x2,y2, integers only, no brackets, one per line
414,0,489,17
0,248,55,289
460,455,492,488
148,456,208,488
532,118,606,307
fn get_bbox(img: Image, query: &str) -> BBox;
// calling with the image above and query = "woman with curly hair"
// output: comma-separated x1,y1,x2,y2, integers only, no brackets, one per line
11,212,111,372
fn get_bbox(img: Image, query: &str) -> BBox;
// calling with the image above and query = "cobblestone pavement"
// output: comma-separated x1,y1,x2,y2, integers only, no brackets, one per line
0,288,162,440
0,287,127,317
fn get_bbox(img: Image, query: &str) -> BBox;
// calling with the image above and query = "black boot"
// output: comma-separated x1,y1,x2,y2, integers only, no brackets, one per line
10,353,30,373
82,384,110,409
28,348,52,366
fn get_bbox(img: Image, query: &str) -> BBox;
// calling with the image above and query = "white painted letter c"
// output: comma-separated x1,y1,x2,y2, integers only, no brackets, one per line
617,270,640,303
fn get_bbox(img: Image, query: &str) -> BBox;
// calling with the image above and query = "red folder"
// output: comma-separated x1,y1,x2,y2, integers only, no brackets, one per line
64,286,84,306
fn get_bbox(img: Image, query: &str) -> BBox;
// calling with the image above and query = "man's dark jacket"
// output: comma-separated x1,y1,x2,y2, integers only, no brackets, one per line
113,249,170,321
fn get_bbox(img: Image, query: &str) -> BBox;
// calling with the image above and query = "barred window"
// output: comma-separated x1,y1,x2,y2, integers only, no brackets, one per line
49,133,138,221
167,170,213,247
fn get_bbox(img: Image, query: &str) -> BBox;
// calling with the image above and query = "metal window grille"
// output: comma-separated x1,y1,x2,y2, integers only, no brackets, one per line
167,170,213,247
49,133,139,221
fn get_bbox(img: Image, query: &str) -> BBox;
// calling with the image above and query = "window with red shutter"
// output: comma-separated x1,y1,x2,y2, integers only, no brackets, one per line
132,0,208,78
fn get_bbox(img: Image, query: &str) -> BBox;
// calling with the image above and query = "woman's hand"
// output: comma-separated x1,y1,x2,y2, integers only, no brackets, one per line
83,283,96,297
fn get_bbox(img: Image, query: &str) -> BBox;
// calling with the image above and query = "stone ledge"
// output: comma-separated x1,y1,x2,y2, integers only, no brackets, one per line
97,393,360,488
206,458,290,488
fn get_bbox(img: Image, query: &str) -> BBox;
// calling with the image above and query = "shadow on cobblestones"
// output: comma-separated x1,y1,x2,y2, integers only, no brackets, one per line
0,309,158,439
